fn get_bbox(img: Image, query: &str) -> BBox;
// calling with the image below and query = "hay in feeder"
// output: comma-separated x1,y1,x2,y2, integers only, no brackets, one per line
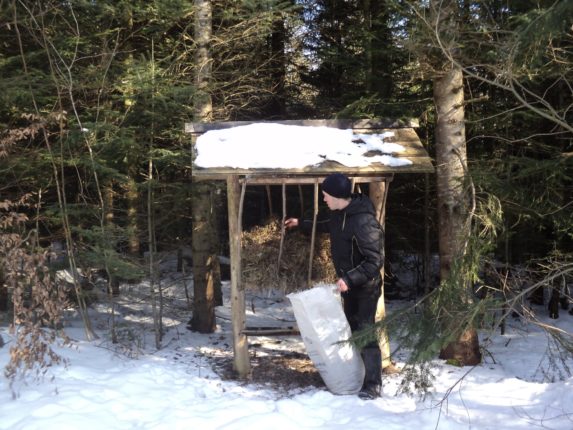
241,218,336,293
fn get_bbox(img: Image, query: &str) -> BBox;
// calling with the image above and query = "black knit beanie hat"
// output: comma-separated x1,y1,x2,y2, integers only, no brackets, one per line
322,173,351,199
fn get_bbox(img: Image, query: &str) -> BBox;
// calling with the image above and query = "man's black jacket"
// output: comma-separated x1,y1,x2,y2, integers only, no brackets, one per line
301,193,384,292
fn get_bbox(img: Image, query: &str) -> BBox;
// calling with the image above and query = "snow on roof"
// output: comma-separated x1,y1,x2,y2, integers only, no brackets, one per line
193,123,412,169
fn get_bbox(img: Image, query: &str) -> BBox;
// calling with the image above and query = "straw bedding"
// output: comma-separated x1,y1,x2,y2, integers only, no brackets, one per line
241,218,336,293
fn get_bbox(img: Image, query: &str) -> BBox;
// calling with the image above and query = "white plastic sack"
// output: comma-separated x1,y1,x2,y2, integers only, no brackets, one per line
287,284,365,395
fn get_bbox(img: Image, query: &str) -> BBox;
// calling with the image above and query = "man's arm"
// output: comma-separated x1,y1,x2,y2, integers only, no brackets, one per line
344,215,384,288
284,217,329,234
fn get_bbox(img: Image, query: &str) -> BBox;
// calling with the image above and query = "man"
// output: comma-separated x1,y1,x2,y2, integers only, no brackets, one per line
285,173,384,399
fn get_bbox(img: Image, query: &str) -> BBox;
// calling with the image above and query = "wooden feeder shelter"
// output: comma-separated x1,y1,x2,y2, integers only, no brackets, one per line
187,119,434,378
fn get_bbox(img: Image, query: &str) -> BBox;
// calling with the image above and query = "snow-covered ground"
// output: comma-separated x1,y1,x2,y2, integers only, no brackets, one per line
1,256,572,430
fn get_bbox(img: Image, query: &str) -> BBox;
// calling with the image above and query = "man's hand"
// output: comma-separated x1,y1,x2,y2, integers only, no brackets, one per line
336,278,349,293
284,218,299,229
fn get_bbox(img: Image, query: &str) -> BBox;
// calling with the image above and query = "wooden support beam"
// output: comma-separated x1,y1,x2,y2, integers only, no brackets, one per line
238,176,392,185
370,176,392,369
193,175,396,184
239,174,393,185
308,180,319,287
227,175,250,378
265,185,273,216
298,185,304,219
277,182,286,273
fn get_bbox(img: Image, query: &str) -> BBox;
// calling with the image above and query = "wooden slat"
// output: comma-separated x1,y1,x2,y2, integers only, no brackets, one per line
193,174,396,183
382,127,430,157
238,175,393,185
186,118,419,134
192,159,434,178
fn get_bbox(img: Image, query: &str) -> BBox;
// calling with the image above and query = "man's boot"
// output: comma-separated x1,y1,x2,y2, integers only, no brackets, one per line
358,347,382,400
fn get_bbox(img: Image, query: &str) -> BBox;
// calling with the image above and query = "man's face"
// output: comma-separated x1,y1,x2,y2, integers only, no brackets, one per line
322,191,345,210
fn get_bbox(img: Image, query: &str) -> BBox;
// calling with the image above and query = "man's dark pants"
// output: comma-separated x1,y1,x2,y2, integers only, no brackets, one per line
342,280,382,391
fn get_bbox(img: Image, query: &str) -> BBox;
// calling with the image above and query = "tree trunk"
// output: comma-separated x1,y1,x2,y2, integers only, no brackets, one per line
438,328,481,366
190,0,221,332
434,66,468,281
103,181,114,225
0,268,8,313
434,65,480,366
126,176,140,256
194,0,213,122
191,183,217,333
267,9,287,118
103,181,119,296
210,187,223,307
364,0,392,99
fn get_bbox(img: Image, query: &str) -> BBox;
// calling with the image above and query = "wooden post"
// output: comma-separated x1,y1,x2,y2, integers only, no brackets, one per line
277,182,286,272
227,175,250,377
370,176,392,369
298,185,304,218
265,185,273,216
308,180,319,287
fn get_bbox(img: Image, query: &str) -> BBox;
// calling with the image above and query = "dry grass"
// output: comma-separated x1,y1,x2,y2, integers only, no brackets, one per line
242,218,336,293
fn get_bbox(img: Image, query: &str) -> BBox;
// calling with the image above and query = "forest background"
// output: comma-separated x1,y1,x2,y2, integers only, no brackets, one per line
0,0,572,383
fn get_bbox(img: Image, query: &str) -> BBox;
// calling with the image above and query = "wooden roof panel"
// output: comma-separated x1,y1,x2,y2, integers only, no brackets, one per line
188,120,434,178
